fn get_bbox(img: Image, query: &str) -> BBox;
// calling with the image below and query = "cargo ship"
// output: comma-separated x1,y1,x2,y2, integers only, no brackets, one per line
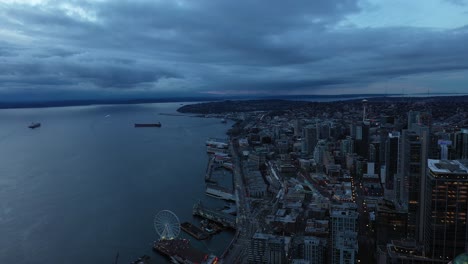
153,239,218,264
180,222,210,240
134,122,161,127
28,122,41,129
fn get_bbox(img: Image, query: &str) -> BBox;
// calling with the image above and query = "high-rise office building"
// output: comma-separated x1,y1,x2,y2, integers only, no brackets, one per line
249,233,288,264
334,231,358,264
249,233,274,263
267,237,287,264
454,128,468,159
375,199,408,246
319,122,331,140
355,122,370,159
385,132,400,191
369,143,377,162
302,125,318,155
313,140,328,166
303,236,327,264
399,129,426,240
341,136,354,157
408,111,420,131
330,208,358,264
424,159,468,261
294,119,303,138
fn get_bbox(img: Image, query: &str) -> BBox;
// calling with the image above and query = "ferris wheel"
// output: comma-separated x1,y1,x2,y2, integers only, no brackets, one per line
154,210,180,240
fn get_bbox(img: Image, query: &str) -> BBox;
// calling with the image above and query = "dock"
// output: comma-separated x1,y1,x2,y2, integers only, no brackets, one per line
153,239,218,264
205,184,236,201
205,156,215,182
201,219,224,235
181,222,210,240
130,255,151,264
193,201,236,229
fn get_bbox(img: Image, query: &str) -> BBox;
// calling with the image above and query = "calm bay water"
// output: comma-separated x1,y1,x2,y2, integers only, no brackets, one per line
0,103,234,263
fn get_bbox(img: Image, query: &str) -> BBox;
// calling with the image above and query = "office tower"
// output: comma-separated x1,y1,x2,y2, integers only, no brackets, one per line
399,129,427,240
424,159,468,262
379,127,390,175
273,125,281,140
362,99,368,122
267,237,287,264
375,199,408,246
249,233,273,263
319,122,331,140
302,125,318,155
294,119,303,137
334,231,358,264
330,208,358,264
412,124,430,243
369,143,377,162
303,236,327,263
341,136,354,157
313,140,328,166
408,111,420,130
384,132,400,191
355,122,370,158
454,128,468,159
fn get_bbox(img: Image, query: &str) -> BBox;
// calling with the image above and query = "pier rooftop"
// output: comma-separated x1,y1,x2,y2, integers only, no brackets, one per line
153,239,218,264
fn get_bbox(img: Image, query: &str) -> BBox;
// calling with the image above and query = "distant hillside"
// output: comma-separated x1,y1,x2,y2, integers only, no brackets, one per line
177,95,468,114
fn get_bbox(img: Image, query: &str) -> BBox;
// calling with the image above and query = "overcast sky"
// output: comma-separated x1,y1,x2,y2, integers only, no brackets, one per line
1,0,468,99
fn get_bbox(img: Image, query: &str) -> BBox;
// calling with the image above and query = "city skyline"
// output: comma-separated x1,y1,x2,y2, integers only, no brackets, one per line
1,0,468,100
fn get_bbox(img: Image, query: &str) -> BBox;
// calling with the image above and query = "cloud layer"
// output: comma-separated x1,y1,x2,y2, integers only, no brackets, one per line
1,0,468,98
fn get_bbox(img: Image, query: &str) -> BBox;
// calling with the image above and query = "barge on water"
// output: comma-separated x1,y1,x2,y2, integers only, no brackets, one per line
153,239,218,264
181,222,210,240
134,122,161,127
28,122,41,129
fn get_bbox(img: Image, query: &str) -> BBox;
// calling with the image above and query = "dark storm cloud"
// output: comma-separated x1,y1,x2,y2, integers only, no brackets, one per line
0,0,468,96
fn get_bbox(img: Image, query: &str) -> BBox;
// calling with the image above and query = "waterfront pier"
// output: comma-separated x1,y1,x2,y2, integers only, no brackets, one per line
192,201,236,229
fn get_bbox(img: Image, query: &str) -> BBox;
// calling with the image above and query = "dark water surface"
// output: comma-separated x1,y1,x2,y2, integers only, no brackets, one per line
0,103,234,263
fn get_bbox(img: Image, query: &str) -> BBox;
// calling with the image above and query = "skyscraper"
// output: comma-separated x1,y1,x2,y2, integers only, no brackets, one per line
454,128,468,159
384,132,400,192
329,208,358,264
318,122,331,140
340,136,354,157
334,231,358,264
294,119,303,138
302,124,318,155
267,237,287,264
424,159,468,261
355,122,370,159
303,236,327,263
249,233,274,263
408,110,420,131
399,129,426,240
375,199,408,246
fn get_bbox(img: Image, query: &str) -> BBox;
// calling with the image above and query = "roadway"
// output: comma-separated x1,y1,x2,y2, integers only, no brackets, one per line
220,139,258,264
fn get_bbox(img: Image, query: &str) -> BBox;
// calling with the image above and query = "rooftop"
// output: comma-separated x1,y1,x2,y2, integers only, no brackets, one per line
428,159,468,174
